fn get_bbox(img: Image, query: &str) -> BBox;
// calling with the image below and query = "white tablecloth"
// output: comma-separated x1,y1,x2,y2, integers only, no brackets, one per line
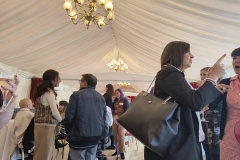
0,119,14,160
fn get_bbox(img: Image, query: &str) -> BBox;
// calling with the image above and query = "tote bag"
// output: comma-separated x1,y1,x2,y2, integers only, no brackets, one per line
117,77,180,157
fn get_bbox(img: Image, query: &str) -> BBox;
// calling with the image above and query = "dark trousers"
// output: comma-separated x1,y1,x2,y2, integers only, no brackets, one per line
200,143,203,160
211,154,219,160
202,143,212,160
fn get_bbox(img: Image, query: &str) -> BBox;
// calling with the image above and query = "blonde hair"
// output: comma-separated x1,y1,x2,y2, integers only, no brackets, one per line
19,98,31,108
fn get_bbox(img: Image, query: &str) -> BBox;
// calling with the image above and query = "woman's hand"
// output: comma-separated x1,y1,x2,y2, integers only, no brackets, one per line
215,83,232,94
200,105,209,114
1,75,20,99
208,54,226,83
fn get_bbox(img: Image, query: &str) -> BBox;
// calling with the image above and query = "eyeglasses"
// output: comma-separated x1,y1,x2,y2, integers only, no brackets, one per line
78,79,85,83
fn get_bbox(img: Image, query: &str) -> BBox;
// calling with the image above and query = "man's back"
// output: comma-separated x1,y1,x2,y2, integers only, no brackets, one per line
65,86,106,142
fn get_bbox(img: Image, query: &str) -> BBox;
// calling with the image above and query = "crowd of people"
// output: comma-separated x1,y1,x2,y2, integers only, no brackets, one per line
0,42,240,160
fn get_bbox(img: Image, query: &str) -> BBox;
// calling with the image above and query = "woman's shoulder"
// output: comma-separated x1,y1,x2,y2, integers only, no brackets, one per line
158,65,183,75
103,93,108,98
157,66,184,80
41,89,55,98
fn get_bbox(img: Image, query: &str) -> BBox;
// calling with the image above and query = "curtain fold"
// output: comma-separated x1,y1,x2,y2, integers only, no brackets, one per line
30,78,42,104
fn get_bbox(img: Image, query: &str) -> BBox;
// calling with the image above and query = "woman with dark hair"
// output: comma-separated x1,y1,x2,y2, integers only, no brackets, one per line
144,41,230,160
103,84,115,150
209,47,240,160
33,69,62,160
103,84,114,110
55,100,68,149
111,88,129,159
58,100,68,119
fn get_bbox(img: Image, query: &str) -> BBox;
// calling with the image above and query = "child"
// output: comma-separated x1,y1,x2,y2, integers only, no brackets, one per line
10,98,34,155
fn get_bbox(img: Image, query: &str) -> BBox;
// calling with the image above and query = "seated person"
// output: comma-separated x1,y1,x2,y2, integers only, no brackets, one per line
10,98,34,155
96,106,113,159
55,101,68,149
58,100,68,119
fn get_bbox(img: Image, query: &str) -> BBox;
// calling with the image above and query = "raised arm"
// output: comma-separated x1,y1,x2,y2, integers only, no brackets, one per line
157,69,221,111
0,75,19,129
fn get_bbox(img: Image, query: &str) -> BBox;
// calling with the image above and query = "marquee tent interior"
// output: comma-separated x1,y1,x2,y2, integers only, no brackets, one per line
0,0,240,105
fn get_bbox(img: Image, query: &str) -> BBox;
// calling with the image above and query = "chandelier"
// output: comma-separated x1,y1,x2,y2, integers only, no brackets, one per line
63,0,115,29
107,52,128,72
117,82,130,86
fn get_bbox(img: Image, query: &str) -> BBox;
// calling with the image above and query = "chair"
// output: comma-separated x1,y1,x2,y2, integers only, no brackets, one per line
125,131,138,150
56,136,68,159
10,118,34,160
22,118,34,159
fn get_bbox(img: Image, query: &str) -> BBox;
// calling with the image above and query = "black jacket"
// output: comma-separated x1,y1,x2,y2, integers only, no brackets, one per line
144,66,221,160
208,78,231,140
65,86,106,142
103,93,113,110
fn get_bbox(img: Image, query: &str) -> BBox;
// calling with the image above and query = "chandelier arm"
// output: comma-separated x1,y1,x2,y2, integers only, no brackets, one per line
72,16,85,24
102,19,109,25
95,3,103,9
95,19,102,29
75,3,81,12
95,13,104,16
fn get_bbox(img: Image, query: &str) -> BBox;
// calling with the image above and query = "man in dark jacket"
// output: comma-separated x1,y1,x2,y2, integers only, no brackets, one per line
65,74,106,160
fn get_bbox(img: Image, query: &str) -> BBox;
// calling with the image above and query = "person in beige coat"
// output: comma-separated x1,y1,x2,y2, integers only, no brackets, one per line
10,98,34,156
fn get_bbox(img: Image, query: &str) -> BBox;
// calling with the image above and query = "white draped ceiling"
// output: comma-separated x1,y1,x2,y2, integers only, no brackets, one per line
0,0,240,93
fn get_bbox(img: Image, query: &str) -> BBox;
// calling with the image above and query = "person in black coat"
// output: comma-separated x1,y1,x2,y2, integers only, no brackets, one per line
103,84,115,150
144,41,230,160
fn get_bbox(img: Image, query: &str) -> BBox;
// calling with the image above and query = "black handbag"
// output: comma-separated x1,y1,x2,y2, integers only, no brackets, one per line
117,77,181,157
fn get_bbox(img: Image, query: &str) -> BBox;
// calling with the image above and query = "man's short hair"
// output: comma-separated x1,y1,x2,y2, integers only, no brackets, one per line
82,74,97,87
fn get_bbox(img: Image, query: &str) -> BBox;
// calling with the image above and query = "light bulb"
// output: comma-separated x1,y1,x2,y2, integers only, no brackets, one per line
107,11,115,20
98,18,105,26
69,9,77,16
105,2,113,11
65,0,72,3
98,0,106,5
77,0,84,4
70,15,77,20
63,2,72,10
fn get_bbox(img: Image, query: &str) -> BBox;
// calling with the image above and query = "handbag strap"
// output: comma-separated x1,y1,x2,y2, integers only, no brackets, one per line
147,72,172,103
146,76,156,93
